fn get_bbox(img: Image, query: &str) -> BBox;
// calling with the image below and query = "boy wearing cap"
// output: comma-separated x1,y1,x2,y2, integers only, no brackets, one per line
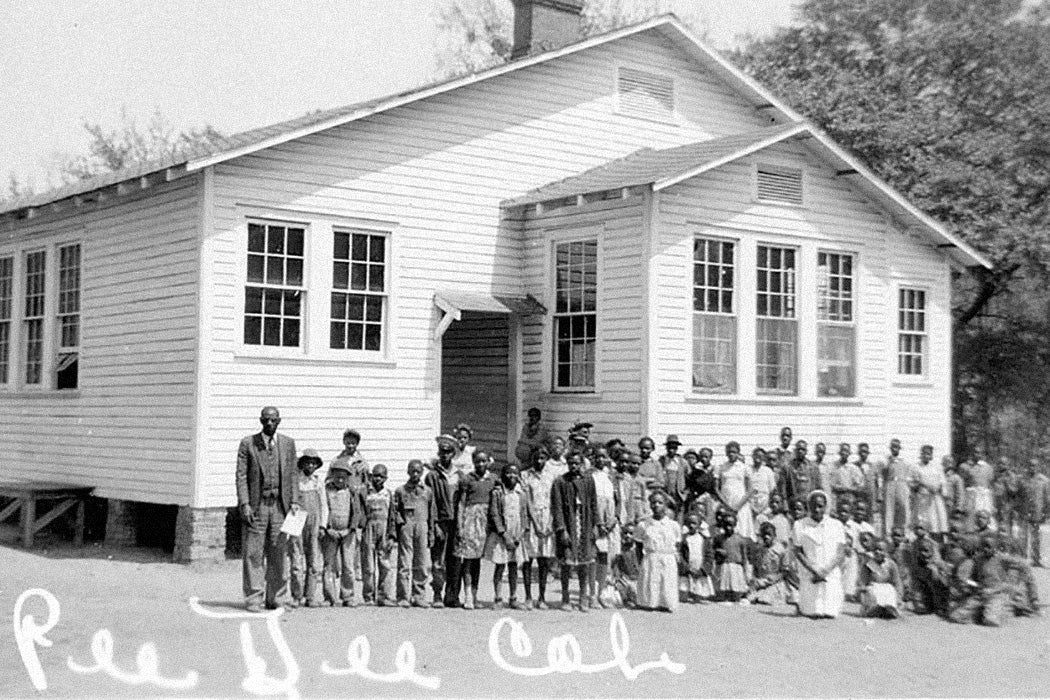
659,434,688,517
361,464,397,606
289,448,328,607
322,462,366,606
395,459,437,607
425,435,463,607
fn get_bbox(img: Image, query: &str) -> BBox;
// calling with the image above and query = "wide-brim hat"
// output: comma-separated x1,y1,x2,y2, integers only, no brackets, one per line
327,463,352,476
435,434,457,448
570,421,594,432
664,434,682,446
297,448,323,466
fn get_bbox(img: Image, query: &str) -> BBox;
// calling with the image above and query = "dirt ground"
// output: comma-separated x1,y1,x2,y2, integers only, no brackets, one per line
2,527,1049,698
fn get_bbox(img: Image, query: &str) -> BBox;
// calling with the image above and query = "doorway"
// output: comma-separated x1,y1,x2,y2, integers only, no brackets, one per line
440,312,511,463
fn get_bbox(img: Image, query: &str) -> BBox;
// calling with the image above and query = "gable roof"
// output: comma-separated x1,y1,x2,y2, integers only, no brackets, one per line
507,121,992,270
1,15,798,217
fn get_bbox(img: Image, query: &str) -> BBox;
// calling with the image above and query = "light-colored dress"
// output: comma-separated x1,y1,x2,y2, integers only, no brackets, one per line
544,457,567,479
747,465,778,519
793,515,848,618
592,469,620,557
451,444,476,473
910,461,948,533
485,485,526,564
683,531,714,597
636,517,682,611
522,468,556,559
962,460,996,528
719,459,755,540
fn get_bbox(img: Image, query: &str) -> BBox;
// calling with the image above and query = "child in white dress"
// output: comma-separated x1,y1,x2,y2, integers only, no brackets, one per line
635,492,682,612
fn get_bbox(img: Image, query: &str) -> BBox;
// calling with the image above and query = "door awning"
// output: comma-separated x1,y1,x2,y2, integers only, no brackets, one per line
433,290,546,338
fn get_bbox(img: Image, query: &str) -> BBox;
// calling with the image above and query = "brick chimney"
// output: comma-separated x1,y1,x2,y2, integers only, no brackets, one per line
511,0,586,59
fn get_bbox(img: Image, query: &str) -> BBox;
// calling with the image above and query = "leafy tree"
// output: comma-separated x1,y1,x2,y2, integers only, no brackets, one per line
3,107,224,204
737,0,1050,457
433,0,705,77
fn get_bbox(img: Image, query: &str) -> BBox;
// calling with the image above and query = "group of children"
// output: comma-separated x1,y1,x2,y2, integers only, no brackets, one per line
281,418,1044,626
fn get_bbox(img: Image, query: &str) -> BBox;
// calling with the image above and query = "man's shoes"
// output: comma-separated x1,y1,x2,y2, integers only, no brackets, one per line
342,599,357,608
246,603,263,613
534,600,548,610
431,599,445,609
398,599,411,608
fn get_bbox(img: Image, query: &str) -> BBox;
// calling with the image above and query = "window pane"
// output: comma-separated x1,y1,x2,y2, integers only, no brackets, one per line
247,254,265,284
267,227,285,254
368,264,384,292
818,324,855,397
351,263,367,291
334,232,350,260
286,228,304,257
286,258,303,287
266,256,283,285
352,234,368,261
364,324,381,351
369,235,385,263
248,224,265,252
756,318,797,394
282,319,300,347
347,295,364,321
334,262,349,290
693,314,736,392
347,323,363,350
263,318,282,346
330,321,345,349
244,315,261,344
365,296,382,322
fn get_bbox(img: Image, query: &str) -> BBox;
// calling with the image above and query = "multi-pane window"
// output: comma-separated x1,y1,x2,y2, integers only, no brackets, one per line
0,257,12,384
756,245,797,394
553,239,597,390
23,250,46,385
817,251,855,397
692,238,736,392
331,231,386,352
56,244,81,389
898,288,927,375
243,222,305,347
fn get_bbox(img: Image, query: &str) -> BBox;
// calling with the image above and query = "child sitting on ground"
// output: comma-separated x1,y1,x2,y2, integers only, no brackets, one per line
858,540,904,618
485,463,529,610
681,513,714,602
748,521,790,605
609,524,641,608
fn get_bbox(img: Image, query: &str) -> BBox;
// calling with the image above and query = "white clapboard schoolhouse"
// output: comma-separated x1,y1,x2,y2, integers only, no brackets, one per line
0,3,990,559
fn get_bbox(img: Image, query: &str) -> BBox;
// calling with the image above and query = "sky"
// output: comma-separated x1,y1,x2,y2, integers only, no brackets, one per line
0,0,799,188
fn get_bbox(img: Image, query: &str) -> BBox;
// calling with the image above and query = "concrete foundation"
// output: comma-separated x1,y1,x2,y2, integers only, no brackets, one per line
173,506,229,563
103,499,137,546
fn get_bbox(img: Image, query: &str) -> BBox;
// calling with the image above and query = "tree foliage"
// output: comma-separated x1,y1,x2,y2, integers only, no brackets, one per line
3,107,224,204
737,0,1050,457
433,0,705,77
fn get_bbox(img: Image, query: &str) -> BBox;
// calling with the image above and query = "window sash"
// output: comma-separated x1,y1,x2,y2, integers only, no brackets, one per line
331,231,387,352
23,251,46,385
756,245,796,318
693,313,736,393
756,317,797,394
0,256,12,384
818,323,855,397
897,288,927,375
243,222,305,348
553,239,598,390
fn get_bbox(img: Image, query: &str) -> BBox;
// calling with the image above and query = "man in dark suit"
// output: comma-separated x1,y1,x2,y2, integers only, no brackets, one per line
236,406,301,611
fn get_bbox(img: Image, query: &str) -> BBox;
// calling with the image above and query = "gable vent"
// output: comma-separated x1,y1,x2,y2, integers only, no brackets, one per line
617,67,675,123
757,164,804,205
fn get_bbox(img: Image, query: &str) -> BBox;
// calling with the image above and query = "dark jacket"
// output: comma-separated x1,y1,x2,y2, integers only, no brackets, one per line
552,472,599,561
236,432,300,513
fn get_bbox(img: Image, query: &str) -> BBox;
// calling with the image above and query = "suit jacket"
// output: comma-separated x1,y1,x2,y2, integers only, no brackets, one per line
236,431,300,513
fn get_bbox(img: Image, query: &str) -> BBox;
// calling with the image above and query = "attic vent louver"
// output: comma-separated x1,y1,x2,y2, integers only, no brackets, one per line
617,67,675,123
757,164,803,205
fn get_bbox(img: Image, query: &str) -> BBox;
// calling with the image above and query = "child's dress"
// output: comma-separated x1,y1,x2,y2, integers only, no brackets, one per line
719,459,755,540
749,540,790,605
716,531,751,596
681,527,714,599
522,467,556,559
858,557,903,617
454,471,495,559
635,516,682,610
485,483,528,564
592,468,620,558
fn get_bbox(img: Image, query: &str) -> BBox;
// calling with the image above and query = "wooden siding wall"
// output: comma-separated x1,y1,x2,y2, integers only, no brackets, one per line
0,176,201,504
519,195,647,444
650,140,953,458
196,30,784,504
441,313,511,461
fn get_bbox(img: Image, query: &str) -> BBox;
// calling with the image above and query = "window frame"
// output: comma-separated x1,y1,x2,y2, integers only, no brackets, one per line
0,254,14,387
547,229,601,394
234,208,398,364
754,242,799,396
55,242,81,390
22,248,48,388
816,249,857,398
241,219,308,352
896,285,929,379
329,228,390,355
691,235,738,394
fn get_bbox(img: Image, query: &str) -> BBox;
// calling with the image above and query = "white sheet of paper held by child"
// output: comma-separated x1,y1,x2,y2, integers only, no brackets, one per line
280,510,308,537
